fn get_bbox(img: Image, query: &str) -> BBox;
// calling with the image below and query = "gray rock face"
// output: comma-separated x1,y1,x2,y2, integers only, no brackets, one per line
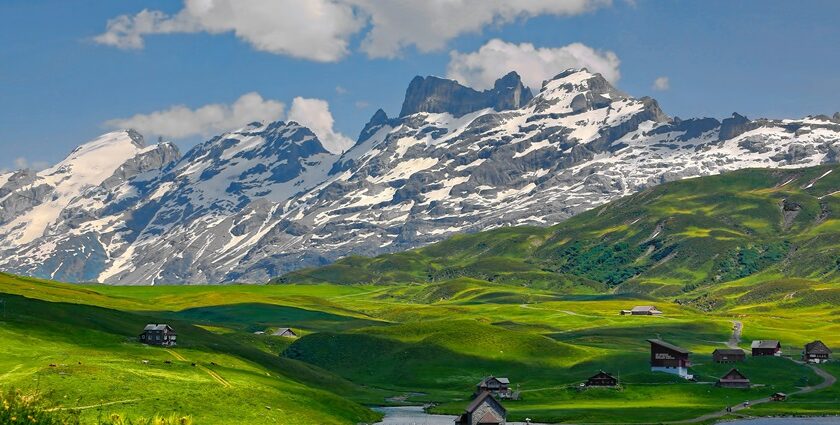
399,72,532,117
2,69,840,285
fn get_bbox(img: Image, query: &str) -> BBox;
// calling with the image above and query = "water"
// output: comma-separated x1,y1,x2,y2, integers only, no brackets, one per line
372,406,840,425
372,406,456,425
725,418,840,425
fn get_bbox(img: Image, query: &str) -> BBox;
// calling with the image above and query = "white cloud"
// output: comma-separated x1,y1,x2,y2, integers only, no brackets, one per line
354,100,370,109
446,39,621,90
335,85,348,95
95,1,610,61
104,92,286,139
13,157,49,171
652,76,670,91
288,97,355,153
94,0,364,62
105,94,353,154
353,0,610,58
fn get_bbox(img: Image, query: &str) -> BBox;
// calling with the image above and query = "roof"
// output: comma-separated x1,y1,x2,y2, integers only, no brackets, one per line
805,340,832,354
478,376,509,386
713,348,745,355
719,368,749,381
464,391,505,415
647,339,690,354
273,327,296,335
143,324,172,332
632,305,659,312
751,340,781,349
478,410,503,423
589,370,616,379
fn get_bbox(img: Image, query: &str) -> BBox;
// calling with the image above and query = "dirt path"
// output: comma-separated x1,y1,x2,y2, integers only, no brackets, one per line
727,320,743,349
165,349,232,388
46,398,141,412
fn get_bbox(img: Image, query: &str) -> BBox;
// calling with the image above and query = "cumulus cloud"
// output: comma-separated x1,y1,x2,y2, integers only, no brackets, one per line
354,0,610,58
105,92,286,139
94,0,364,62
13,157,49,172
95,0,610,61
288,97,355,153
652,76,670,91
446,39,621,90
105,93,352,154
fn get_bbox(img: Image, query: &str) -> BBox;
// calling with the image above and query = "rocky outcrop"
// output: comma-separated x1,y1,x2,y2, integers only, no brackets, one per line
399,72,532,117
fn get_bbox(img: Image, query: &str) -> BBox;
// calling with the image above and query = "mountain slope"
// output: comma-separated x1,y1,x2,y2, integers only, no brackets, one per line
3,69,840,284
277,164,840,303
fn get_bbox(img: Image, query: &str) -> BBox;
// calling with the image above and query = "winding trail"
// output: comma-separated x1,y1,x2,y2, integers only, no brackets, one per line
166,349,232,388
727,320,743,349
45,398,141,412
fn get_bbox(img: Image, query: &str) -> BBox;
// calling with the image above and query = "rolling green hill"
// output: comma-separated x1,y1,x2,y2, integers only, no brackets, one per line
277,164,840,308
3,165,840,424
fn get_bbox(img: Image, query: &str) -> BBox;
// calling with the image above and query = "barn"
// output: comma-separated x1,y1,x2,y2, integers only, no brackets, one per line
272,328,298,338
455,391,506,425
713,348,746,363
139,324,177,347
647,339,692,379
586,371,618,387
621,306,663,316
804,340,831,363
751,340,782,357
716,368,750,388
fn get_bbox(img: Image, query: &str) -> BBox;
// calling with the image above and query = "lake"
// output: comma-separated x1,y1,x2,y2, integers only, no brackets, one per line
371,406,840,425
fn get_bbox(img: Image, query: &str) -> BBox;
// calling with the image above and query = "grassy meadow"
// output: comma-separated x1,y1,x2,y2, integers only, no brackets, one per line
2,165,840,423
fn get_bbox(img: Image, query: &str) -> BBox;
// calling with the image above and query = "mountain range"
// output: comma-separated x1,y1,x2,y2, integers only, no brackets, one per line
2,69,840,284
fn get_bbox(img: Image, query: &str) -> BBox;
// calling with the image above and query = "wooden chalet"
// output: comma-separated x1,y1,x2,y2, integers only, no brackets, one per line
804,340,832,363
621,305,663,316
770,392,787,401
139,324,177,347
751,340,781,357
716,368,750,388
455,391,506,425
647,339,693,379
272,328,298,338
712,348,746,363
475,376,512,399
585,371,618,387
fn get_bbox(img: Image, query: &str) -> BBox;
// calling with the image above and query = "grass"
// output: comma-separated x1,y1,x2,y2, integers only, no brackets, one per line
3,165,840,423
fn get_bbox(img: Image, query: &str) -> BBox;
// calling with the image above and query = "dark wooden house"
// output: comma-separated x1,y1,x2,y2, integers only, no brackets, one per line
712,348,746,363
139,324,177,346
475,376,511,399
716,368,750,388
751,340,781,357
647,339,693,379
804,340,831,363
586,371,618,387
456,391,506,425
272,327,298,338
770,392,787,401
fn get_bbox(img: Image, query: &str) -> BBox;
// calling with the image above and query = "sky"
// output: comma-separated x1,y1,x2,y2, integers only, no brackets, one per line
1,0,839,171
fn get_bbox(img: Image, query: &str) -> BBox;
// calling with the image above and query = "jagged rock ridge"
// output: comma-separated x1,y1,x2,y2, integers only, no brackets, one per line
2,69,840,284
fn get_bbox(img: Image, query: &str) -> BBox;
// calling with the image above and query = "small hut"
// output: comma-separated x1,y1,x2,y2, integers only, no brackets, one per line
803,340,831,363
585,371,618,387
455,391,506,425
712,348,746,363
716,368,750,388
272,328,298,338
770,392,787,401
475,376,512,399
621,306,663,316
139,324,177,347
751,340,781,357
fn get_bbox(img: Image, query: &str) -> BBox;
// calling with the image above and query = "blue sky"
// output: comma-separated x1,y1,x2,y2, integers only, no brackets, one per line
1,0,839,170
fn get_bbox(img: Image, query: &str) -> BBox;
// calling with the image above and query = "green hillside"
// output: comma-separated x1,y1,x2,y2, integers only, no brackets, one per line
277,165,840,307
3,165,840,424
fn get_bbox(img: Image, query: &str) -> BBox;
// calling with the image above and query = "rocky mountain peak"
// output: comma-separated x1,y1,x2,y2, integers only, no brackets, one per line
398,72,533,118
